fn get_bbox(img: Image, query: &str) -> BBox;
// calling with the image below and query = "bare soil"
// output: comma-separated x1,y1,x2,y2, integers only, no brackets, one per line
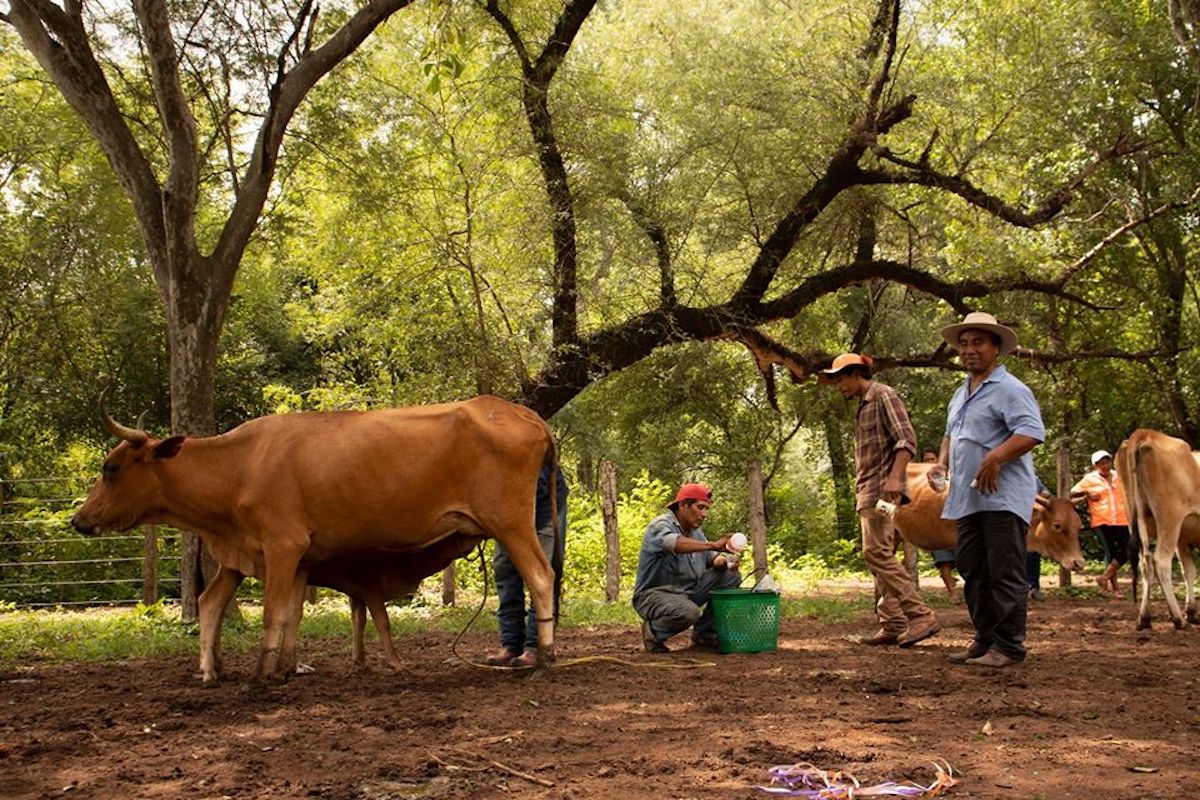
2,591,1198,800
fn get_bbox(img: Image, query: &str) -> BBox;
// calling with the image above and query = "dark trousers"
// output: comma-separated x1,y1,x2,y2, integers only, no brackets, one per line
633,568,743,642
956,510,1028,661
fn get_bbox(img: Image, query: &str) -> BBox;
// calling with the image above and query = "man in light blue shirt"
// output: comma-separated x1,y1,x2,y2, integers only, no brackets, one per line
927,312,1044,668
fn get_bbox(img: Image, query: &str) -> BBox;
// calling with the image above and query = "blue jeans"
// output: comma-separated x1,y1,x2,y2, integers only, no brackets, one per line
493,514,566,651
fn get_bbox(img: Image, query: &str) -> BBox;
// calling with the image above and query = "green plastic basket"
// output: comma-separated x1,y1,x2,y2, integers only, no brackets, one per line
710,588,780,654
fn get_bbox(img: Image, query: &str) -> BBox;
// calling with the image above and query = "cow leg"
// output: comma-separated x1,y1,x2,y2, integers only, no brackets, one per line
350,596,368,668
256,549,306,682
1179,545,1200,625
198,565,244,684
277,565,310,677
1151,526,1187,629
497,534,556,666
364,597,405,671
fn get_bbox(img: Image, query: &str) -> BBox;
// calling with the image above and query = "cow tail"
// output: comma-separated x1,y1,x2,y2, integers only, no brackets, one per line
1127,439,1150,606
544,428,562,624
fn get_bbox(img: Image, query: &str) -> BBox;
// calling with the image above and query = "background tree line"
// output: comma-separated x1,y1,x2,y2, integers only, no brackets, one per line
1,0,1198,596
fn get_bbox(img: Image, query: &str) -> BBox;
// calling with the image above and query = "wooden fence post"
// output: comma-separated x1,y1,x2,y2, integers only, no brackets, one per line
600,460,620,602
142,525,158,605
442,561,456,606
1056,445,1072,588
746,461,769,579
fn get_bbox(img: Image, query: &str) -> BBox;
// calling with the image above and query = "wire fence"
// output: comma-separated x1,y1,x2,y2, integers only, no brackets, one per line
0,476,181,608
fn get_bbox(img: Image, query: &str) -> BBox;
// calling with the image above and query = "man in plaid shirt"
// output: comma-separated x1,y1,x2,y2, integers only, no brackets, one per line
820,353,940,647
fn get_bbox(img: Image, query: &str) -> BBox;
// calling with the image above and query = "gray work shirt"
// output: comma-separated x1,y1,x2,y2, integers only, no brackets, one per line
632,511,716,598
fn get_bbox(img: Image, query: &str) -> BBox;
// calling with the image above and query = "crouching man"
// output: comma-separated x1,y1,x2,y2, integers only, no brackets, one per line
632,483,741,652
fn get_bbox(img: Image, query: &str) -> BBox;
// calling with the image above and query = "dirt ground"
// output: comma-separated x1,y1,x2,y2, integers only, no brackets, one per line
2,590,1199,800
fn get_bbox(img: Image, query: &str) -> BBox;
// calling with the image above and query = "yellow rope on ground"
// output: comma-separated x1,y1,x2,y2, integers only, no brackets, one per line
448,544,717,671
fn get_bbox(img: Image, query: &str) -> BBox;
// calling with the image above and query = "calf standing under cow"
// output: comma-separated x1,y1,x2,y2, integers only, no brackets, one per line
894,463,1086,578
198,533,483,682
71,395,559,683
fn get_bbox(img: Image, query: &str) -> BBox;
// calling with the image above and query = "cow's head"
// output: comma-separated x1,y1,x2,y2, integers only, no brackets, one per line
70,401,186,535
1030,495,1085,572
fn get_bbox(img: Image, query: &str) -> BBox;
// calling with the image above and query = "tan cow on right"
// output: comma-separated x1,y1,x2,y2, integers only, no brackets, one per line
1116,429,1200,630
894,463,1086,573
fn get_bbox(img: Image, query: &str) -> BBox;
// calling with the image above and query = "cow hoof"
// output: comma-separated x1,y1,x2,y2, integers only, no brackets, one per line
1187,610,1200,626
1136,618,1151,631
1173,617,1188,630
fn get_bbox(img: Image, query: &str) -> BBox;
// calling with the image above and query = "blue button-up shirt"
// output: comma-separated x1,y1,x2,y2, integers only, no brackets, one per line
632,511,716,598
942,364,1045,524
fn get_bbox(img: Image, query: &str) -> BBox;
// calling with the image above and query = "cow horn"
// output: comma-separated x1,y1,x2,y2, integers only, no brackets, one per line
99,390,148,445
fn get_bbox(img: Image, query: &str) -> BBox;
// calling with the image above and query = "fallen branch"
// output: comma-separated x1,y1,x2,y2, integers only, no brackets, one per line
437,746,556,787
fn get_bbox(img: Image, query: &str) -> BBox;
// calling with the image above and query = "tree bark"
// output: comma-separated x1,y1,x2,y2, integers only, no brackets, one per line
600,460,620,603
823,416,857,543
746,461,769,581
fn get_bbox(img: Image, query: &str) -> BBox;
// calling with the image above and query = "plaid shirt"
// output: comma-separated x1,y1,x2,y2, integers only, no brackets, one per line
853,381,917,512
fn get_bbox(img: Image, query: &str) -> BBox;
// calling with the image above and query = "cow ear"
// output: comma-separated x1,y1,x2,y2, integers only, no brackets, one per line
154,435,186,460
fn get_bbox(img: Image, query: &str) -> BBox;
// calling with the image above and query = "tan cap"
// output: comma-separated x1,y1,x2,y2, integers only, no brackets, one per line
817,353,875,384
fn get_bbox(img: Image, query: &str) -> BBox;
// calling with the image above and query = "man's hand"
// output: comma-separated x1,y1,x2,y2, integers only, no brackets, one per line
711,535,731,552
882,474,903,503
927,465,947,490
974,454,1003,494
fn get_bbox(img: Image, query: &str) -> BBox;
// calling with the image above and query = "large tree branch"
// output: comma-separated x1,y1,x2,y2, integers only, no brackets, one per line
620,194,675,307
862,133,1147,227
212,0,417,287
134,0,199,268
522,250,1119,417
483,0,596,348
729,0,915,313
1050,184,1200,288
4,1,163,260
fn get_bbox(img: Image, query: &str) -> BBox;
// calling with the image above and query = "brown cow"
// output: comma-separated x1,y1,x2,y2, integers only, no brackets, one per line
1116,429,1200,630
894,463,1085,572
71,395,557,682
199,532,482,681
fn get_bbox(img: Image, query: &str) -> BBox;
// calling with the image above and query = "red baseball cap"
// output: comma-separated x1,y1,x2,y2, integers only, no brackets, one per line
669,482,712,508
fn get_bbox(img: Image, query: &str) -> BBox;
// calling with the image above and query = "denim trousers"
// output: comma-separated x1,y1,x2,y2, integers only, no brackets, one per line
493,515,566,652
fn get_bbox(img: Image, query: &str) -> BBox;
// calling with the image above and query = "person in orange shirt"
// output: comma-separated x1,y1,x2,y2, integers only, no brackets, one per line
1070,450,1129,597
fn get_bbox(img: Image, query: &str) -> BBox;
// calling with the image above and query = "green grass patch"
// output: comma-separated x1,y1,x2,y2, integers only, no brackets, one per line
0,578,878,665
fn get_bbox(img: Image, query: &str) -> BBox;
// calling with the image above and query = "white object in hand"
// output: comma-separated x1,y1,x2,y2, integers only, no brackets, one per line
875,499,897,518
725,553,740,569
729,532,748,552
930,472,947,492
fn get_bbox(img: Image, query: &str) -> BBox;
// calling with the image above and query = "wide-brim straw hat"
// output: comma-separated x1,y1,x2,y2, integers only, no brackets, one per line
940,311,1019,356
817,353,875,384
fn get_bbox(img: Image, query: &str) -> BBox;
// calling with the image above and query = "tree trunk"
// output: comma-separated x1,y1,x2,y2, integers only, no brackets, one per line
823,416,857,542
1056,446,1072,588
165,267,228,621
600,460,620,602
746,460,769,580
